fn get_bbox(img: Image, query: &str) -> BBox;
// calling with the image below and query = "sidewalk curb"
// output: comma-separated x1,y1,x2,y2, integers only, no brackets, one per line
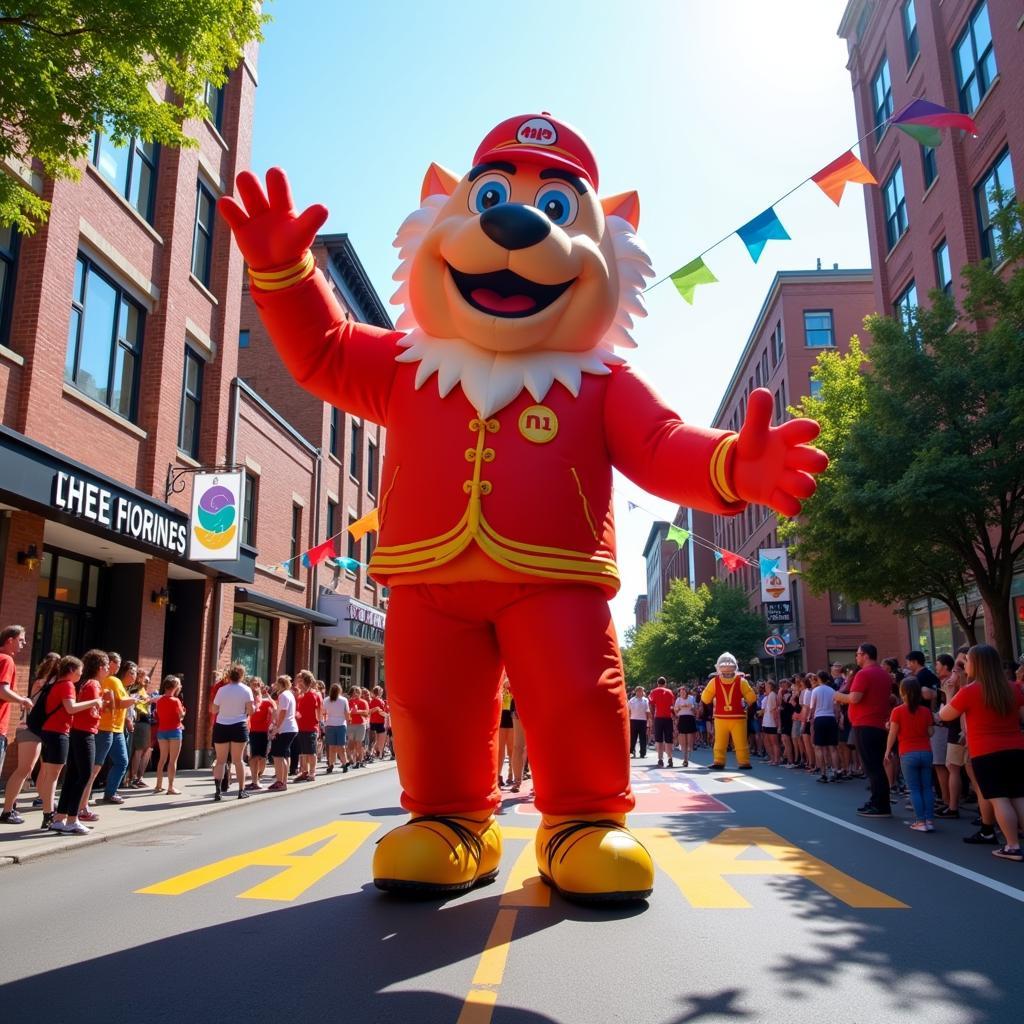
0,761,397,868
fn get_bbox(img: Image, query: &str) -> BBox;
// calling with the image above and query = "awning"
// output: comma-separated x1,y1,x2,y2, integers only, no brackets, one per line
234,587,338,627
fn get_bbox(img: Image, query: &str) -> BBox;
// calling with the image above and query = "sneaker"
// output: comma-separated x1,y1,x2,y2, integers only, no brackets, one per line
49,819,72,833
326,765,334,774
656,761,664,768
0,810,25,825
683,760,689,768
857,807,892,818
244,783,259,791
992,845,1024,862
100,795,124,805
342,764,349,773
238,789,250,800
510,783,520,793
817,774,829,784
32,798,43,808
935,807,960,819
667,760,674,768
78,810,100,822
267,781,287,792
963,829,998,845
40,812,54,831
65,821,90,835
908,822,932,832
971,816,983,826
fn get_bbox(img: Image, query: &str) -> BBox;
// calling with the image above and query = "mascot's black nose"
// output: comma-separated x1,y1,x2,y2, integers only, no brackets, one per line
480,203,551,250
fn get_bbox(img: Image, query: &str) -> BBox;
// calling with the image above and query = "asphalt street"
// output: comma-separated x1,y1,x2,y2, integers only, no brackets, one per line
1,750,1021,1024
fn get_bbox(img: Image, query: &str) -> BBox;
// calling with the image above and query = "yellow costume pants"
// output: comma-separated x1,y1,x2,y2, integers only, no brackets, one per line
713,718,750,767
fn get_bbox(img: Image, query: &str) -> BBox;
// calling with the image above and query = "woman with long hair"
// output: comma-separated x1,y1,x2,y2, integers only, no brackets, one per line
0,652,60,824
800,675,816,771
53,650,109,835
246,678,275,788
153,676,186,794
940,644,1024,860
673,685,698,768
322,682,349,774
885,676,935,832
211,664,254,800
497,677,514,787
267,675,298,791
761,680,781,766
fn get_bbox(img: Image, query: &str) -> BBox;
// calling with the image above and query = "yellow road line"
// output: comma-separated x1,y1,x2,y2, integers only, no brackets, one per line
456,989,498,1024
500,838,550,907
472,908,519,986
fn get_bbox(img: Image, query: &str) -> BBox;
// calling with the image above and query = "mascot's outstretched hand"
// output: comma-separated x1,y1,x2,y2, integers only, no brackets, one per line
218,167,327,272
731,388,828,517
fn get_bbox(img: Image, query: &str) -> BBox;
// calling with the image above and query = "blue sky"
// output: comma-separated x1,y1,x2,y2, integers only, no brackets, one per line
249,0,872,638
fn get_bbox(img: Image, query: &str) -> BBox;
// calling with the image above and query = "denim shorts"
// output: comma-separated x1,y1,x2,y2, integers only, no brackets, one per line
157,729,183,741
325,724,347,747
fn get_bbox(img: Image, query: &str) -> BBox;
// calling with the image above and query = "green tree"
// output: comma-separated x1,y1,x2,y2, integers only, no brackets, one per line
0,2,266,231
622,578,763,685
785,200,1024,658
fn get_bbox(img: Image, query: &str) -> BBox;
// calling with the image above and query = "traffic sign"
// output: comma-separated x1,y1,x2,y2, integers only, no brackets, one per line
764,635,785,657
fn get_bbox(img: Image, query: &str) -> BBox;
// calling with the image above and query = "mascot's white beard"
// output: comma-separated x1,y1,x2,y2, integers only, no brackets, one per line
388,194,655,418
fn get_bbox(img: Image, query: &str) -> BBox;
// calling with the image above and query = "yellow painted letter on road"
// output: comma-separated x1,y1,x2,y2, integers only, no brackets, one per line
639,826,906,909
136,821,379,902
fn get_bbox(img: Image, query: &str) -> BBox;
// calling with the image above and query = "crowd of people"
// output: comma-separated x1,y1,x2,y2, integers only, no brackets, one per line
0,624,394,834
630,641,1024,862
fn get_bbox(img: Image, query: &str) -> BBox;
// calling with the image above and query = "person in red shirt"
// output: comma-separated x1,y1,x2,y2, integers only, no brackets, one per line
836,643,894,817
369,686,389,761
648,677,676,768
348,687,370,768
884,677,935,832
34,656,105,831
0,625,31,783
246,678,276,790
294,670,323,781
154,676,186,794
941,644,1024,860
52,650,110,835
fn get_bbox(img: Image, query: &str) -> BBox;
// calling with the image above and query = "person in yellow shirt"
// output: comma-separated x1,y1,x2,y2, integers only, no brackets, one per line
79,653,137,813
701,653,757,770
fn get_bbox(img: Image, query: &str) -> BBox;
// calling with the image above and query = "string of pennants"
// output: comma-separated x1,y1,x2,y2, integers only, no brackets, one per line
270,508,379,574
646,98,978,304
626,500,797,579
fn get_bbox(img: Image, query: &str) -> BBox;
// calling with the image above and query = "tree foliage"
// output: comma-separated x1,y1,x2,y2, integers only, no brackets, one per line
784,200,1024,658
0,1,266,231
623,579,764,686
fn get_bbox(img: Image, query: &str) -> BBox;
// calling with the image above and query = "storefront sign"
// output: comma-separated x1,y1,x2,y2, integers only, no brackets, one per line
53,470,187,556
764,601,792,624
314,594,386,649
189,471,243,561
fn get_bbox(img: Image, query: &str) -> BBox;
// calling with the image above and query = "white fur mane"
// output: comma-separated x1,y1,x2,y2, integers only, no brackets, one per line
387,192,656,418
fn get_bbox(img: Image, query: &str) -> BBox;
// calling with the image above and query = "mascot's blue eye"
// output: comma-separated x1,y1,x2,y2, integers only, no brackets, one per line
535,185,578,226
474,180,508,212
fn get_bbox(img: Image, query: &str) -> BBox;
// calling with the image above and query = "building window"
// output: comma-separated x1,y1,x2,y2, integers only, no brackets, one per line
894,280,918,328
804,310,834,348
975,149,1015,262
871,56,893,139
329,408,340,457
0,224,18,348
760,350,769,385
242,472,257,547
91,129,157,224
902,1,919,66
64,254,144,421
347,514,358,565
349,420,361,480
771,321,784,367
954,2,997,116
774,388,783,421
178,347,203,458
238,329,249,348
203,80,225,132
829,591,861,623
231,611,270,682
779,379,787,419
289,505,302,578
922,145,937,190
367,440,378,497
192,180,215,286
365,531,376,568
808,377,823,400
326,498,338,542
935,239,952,295
883,164,908,250
754,362,761,388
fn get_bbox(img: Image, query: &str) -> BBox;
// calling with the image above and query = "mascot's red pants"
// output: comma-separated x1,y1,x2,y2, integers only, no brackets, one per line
386,581,634,817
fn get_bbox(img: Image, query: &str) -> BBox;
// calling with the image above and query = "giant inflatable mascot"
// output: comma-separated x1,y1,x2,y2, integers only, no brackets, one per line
219,114,827,903
702,652,757,770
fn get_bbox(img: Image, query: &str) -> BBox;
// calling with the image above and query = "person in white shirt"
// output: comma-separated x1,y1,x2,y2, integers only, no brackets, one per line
761,680,781,765
809,670,839,782
268,675,299,791
673,686,697,767
627,687,651,759
212,664,254,801
323,683,351,774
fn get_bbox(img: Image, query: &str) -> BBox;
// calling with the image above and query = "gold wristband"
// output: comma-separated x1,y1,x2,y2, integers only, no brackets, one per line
710,433,741,505
248,251,315,291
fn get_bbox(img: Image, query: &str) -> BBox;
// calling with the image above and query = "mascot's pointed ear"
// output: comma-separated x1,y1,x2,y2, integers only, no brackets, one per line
421,163,460,202
601,191,640,230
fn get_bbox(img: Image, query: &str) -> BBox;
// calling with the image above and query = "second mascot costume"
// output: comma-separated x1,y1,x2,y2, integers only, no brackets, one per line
701,653,757,770
219,114,827,903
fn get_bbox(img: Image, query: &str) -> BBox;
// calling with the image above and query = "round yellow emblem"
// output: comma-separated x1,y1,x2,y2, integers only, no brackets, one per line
518,405,559,444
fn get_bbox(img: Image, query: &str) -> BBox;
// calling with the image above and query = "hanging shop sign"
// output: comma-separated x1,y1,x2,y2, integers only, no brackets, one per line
188,471,244,561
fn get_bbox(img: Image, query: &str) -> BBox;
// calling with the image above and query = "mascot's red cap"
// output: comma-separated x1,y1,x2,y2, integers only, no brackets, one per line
474,113,599,190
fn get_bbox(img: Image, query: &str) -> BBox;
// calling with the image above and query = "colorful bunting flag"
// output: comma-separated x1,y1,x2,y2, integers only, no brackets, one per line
670,257,718,305
332,556,362,572
627,501,639,511
736,207,790,263
719,549,745,572
758,553,781,577
347,507,379,542
895,122,943,148
892,98,977,137
714,550,722,561
301,538,338,569
666,525,690,548
811,150,878,206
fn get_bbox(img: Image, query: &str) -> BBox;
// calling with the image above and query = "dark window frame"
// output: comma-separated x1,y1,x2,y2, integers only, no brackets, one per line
192,180,216,286
91,129,158,224
349,420,361,481
0,224,19,349
346,514,358,567
177,345,204,458
64,253,145,422
829,591,862,624
242,472,257,547
934,239,953,295
883,163,908,251
894,279,918,328
902,0,919,67
366,440,378,498
203,79,226,132
974,148,1015,262
871,55,893,139
922,145,938,190
238,329,250,349
954,1,997,116
289,504,302,579
803,309,835,348
326,498,337,542
329,408,340,457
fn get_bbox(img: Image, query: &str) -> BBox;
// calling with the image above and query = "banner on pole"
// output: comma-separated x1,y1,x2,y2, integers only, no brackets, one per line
758,547,791,603
189,471,244,561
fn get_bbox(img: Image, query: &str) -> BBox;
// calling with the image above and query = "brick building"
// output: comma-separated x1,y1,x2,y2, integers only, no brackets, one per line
705,269,904,677
838,0,1024,658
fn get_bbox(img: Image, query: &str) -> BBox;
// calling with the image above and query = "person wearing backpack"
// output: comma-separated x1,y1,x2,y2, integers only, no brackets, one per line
33,656,106,831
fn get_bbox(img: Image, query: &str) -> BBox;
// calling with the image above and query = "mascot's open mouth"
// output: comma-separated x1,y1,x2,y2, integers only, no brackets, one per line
448,266,574,319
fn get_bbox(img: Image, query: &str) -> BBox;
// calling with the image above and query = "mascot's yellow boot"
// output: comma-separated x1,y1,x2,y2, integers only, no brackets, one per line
373,812,502,895
536,813,653,904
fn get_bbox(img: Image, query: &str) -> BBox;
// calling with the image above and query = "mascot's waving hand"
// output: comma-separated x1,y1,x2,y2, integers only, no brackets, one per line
220,114,827,904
